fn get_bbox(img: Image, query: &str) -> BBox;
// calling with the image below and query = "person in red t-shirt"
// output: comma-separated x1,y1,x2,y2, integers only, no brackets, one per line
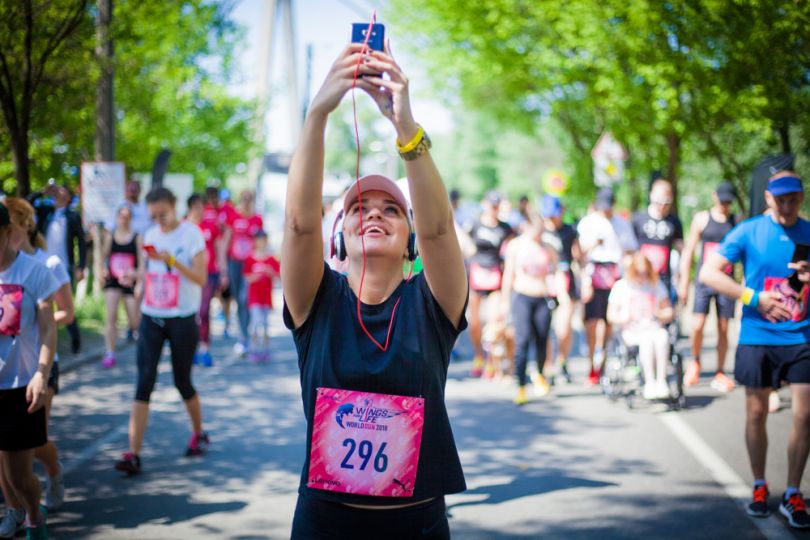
187,194,227,367
227,190,263,354
243,230,279,362
203,187,234,337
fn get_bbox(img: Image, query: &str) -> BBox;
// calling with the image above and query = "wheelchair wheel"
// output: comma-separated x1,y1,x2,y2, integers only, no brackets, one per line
669,351,686,410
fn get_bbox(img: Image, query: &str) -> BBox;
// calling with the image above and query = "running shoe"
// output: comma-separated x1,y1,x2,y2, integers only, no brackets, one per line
514,386,528,406
248,351,263,364
531,373,550,397
769,391,782,413
186,432,210,457
44,462,64,509
710,372,736,393
643,383,657,401
233,341,246,356
24,505,46,540
483,363,496,379
683,361,700,386
780,492,810,528
101,353,116,369
114,452,141,475
585,368,600,387
747,484,770,517
560,362,572,384
0,507,25,538
471,356,484,378
201,351,214,367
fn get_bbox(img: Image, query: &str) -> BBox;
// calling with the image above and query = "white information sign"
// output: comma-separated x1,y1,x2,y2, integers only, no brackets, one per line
81,161,126,226
592,132,628,187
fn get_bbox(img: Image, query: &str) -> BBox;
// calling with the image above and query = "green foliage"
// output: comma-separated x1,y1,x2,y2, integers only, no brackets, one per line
0,0,258,194
389,0,810,214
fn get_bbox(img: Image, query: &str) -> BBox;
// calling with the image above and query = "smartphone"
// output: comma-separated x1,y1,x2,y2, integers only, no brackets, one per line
792,243,810,263
786,244,810,292
352,23,385,51
143,244,157,255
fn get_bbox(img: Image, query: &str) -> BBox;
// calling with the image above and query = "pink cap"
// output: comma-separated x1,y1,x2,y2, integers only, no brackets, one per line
342,175,410,216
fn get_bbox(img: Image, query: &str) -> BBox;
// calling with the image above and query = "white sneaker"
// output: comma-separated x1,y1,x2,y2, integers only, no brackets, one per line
0,507,25,538
656,380,671,399
233,341,246,356
45,461,65,509
643,384,657,400
769,390,781,413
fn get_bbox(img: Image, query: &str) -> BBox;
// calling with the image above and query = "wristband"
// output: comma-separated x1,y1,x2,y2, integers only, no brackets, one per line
398,131,432,161
396,125,424,153
741,287,759,308
168,255,176,269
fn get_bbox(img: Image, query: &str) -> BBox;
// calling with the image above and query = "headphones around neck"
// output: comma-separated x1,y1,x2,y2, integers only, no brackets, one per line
329,208,417,262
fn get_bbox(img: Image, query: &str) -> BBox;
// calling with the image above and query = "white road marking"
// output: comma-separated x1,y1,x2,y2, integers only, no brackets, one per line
659,413,794,540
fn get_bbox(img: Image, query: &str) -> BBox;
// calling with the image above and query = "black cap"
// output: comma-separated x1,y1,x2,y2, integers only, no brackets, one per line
594,188,615,211
715,182,737,203
0,203,9,227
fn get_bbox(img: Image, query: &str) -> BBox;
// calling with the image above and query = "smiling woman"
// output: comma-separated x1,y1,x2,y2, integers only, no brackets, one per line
282,41,468,539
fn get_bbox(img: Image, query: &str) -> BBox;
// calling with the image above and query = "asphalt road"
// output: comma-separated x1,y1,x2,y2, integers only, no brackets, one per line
40,302,808,539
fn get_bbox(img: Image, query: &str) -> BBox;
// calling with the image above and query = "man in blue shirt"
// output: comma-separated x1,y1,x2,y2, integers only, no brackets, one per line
700,170,810,529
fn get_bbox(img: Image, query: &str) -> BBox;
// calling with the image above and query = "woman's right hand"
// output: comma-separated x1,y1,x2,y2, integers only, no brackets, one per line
309,44,377,118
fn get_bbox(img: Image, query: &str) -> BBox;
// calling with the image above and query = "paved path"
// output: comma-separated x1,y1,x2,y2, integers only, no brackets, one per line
39,302,807,539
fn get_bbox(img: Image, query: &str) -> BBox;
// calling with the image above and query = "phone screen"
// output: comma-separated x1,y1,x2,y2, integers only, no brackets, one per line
351,23,385,51
792,243,810,263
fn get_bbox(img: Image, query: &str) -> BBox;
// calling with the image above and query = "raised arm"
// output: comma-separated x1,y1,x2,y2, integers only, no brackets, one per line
358,42,467,327
283,45,372,328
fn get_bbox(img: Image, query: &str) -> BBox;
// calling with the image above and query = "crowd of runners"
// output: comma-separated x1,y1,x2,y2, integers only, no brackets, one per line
1,44,809,538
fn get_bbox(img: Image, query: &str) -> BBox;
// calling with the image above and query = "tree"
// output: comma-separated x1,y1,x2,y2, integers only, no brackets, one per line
0,0,90,196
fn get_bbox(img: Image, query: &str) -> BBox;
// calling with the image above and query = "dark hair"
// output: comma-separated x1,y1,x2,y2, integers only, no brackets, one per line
187,193,203,209
145,186,176,206
205,186,219,202
254,229,268,239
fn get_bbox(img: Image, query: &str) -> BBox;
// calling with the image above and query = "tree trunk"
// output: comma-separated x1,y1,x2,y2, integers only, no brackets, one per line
665,131,680,214
10,128,31,197
778,121,791,155
95,0,114,161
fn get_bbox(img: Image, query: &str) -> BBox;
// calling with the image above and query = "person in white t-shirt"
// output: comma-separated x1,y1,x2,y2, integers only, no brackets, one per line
576,188,638,385
114,187,208,476
0,197,74,520
0,202,59,539
607,252,674,399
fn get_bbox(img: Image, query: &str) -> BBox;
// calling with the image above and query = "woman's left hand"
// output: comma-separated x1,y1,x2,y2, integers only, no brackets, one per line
354,40,419,142
26,372,47,413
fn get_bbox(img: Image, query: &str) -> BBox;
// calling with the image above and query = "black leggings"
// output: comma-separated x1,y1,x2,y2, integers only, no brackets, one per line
512,293,553,387
291,495,450,540
135,315,199,402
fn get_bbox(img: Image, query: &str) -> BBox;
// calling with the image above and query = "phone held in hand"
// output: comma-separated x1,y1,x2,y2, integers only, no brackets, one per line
352,23,384,51
143,244,157,256
786,243,810,293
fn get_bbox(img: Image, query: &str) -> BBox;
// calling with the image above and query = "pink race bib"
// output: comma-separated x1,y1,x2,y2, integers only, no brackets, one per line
233,237,253,260
109,253,136,280
0,284,23,337
591,263,618,290
640,244,670,274
703,242,733,274
469,263,502,291
145,273,180,309
764,277,809,322
308,387,425,498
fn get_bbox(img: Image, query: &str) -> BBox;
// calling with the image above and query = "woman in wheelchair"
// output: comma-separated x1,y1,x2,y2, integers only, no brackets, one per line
607,252,674,400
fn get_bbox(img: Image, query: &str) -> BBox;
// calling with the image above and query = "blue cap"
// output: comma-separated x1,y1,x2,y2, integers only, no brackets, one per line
541,195,562,218
767,175,803,196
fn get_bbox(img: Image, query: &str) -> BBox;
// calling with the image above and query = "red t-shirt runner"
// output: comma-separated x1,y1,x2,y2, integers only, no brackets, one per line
243,254,279,308
198,219,221,274
228,212,263,261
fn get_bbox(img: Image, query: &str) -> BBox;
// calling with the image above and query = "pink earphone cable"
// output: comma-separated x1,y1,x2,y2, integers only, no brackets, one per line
351,11,401,352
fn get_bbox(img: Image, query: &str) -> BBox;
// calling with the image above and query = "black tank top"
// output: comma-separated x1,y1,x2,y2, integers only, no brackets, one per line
107,233,138,284
698,212,735,271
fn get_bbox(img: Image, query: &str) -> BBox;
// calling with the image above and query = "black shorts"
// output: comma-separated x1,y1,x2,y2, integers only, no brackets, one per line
693,282,735,319
104,278,135,296
291,494,449,540
48,361,59,395
584,288,611,321
735,344,810,389
0,387,47,451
